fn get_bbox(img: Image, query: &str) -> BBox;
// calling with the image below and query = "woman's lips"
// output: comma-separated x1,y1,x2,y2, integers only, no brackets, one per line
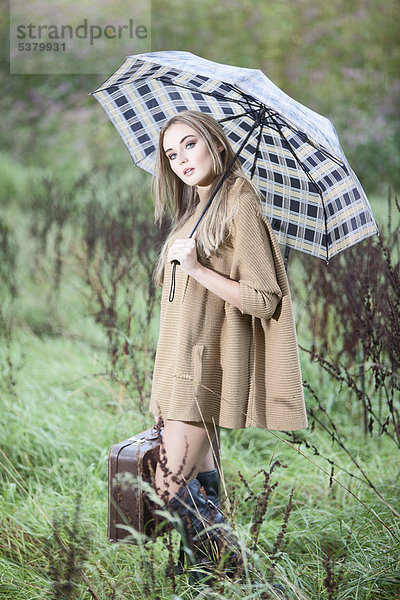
183,167,194,176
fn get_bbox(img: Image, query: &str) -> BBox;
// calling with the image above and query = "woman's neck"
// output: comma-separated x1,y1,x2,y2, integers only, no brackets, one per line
196,182,214,205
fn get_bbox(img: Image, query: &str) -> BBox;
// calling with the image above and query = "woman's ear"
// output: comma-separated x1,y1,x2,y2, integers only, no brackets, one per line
217,144,224,153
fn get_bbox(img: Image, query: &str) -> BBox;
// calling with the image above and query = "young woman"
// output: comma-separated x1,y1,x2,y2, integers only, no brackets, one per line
149,110,307,577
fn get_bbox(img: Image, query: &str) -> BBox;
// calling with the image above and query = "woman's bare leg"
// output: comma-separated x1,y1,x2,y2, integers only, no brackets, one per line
196,444,216,472
155,420,215,501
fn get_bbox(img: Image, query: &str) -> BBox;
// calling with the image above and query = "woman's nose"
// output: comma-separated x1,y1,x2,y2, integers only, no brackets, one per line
179,152,188,164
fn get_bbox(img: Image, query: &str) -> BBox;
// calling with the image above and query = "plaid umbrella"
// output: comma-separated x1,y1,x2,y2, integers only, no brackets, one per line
90,51,378,262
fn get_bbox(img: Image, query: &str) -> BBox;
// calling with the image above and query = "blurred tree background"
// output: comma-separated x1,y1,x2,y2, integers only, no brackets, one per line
1,0,399,197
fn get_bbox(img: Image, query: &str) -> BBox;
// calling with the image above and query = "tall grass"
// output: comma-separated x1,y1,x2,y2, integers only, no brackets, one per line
0,164,399,599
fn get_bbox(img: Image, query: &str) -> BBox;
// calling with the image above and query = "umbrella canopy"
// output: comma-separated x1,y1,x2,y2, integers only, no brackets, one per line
91,51,378,261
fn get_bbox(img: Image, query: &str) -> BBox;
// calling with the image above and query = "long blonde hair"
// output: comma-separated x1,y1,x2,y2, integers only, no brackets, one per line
152,110,259,286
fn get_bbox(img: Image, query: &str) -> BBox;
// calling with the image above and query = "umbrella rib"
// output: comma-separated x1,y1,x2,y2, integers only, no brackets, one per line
221,95,343,167
259,109,344,167
155,76,262,113
219,109,280,131
220,84,286,127
218,110,258,124
272,119,330,263
242,94,264,122
250,113,265,179
283,123,345,167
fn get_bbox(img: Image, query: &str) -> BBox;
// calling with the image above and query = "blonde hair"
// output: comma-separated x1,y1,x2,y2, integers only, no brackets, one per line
152,110,260,286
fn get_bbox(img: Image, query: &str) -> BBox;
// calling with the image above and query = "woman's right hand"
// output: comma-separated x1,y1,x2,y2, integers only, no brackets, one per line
167,232,200,275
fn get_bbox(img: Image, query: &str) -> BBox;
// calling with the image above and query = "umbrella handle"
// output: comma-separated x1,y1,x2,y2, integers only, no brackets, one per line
168,260,179,302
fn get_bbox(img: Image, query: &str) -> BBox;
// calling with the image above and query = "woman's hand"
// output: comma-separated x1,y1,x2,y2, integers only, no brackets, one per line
168,232,242,310
167,232,200,276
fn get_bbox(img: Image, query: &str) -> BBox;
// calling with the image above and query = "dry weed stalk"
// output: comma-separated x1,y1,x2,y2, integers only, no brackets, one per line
72,172,168,412
294,190,399,436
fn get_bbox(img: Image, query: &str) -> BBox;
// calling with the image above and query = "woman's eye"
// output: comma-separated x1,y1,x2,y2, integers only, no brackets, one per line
166,141,195,160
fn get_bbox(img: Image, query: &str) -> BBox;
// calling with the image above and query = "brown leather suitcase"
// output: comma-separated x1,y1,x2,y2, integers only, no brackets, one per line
108,425,221,543
108,425,161,543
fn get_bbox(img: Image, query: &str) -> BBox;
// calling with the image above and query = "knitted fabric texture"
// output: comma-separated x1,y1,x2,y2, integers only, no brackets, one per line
149,179,307,430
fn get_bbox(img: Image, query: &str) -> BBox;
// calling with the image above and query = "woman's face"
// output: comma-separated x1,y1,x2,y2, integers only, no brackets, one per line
163,122,222,187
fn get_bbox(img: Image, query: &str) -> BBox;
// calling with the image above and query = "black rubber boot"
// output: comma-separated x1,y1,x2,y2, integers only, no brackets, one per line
168,478,236,584
196,468,220,508
168,469,221,577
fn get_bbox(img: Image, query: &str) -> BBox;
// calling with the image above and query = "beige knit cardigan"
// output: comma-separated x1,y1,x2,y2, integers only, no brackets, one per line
149,180,307,430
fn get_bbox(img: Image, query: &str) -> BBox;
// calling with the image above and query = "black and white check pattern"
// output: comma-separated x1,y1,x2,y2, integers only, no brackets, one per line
91,51,377,260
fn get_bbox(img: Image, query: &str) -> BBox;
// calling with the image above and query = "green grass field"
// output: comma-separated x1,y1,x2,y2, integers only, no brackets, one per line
0,185,399,599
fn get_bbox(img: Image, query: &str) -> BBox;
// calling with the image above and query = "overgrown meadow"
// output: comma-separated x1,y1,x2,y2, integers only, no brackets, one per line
1,1,400,597
0,160,399,599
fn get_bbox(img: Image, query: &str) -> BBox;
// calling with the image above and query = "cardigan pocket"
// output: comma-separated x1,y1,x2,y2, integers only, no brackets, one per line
193,344,205,399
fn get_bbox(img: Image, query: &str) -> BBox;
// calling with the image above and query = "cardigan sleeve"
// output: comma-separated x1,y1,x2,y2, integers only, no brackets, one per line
229,192,283,321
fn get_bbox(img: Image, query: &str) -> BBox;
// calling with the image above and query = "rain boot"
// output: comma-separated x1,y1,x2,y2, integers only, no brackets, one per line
170,468,221,576
168,478,240,584
195,471,248,581
196,468,220,508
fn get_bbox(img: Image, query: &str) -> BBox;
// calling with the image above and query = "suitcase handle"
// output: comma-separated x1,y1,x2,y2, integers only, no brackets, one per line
129,426,162,444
